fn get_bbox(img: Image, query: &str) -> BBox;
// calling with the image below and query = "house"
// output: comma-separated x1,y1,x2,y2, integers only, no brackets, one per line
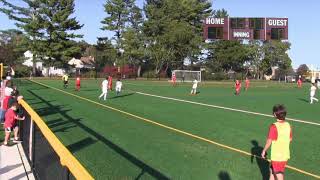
80,56,95,69
308,65,320,83
22,51,43,69
22,51,65,76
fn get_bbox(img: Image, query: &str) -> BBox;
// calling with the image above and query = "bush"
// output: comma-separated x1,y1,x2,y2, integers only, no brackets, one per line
214,72,228,80
142,70,157,79
14,65,32,78
202,71,228,81
81,70,96,78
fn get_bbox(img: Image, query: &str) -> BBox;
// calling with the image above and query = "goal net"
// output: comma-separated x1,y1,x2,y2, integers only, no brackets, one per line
172,70,201,82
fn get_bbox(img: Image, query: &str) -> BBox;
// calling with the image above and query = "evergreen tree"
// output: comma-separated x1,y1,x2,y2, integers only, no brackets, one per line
101,0,135,53
213,8,229,18
122,5,145,77
0,0,44,74
39,0,83,72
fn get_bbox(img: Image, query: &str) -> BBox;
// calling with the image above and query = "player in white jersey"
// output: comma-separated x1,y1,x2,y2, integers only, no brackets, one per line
99,77,109,101
310,83,318,104
115,79,123,96
190,79,198,95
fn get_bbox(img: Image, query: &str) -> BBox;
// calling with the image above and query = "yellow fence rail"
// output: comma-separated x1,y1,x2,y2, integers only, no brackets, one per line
19,99,94,180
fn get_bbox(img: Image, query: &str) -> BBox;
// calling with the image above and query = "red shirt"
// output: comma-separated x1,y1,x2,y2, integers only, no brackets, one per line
4,108,17,128
172,75,176,81
108,76,113,87
268,122,292,141
297,79,302,84
76,78,81,85
246,80,250,86
235,83,241,89
2,96,12,110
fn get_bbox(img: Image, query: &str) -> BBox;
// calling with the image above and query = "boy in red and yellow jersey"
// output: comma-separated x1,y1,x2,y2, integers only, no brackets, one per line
262,104,292,180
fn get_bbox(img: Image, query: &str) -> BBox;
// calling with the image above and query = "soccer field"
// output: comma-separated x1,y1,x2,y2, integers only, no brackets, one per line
16,79,320,179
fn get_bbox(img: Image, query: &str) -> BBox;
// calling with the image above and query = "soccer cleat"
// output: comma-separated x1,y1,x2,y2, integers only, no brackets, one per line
13,138,22,143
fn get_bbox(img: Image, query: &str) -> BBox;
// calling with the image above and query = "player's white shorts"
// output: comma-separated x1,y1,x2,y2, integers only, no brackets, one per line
116,87,122,92
102,88,108,93
192,85,197,89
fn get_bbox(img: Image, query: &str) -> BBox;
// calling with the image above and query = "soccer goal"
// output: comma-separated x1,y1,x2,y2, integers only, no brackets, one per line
172,70,201,82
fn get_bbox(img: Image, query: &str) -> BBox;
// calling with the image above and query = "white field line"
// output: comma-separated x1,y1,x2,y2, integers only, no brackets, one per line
135,91,320,127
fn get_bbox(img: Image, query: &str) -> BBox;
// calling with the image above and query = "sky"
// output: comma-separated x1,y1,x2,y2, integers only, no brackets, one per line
0,0,319,68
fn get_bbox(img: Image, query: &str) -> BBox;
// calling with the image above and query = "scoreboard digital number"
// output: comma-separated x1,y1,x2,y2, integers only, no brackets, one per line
203,17,288,40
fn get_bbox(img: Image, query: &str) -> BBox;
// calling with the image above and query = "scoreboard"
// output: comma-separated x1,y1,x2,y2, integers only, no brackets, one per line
203,17,288,40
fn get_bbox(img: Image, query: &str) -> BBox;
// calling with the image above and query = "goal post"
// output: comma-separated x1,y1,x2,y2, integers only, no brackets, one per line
0,63,3,80
172,70,201,82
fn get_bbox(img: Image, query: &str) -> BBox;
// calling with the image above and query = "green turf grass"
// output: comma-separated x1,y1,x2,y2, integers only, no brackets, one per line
17,79,320,179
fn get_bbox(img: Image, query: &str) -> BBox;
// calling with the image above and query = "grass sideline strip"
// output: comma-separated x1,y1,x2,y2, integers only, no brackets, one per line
135,91,320,127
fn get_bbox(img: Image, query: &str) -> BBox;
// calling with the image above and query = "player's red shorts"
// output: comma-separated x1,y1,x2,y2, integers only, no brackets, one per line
236,88,241,92
271,161,287,174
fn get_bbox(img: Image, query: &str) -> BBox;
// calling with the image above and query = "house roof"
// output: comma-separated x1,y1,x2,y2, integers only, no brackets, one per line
80,56,95,65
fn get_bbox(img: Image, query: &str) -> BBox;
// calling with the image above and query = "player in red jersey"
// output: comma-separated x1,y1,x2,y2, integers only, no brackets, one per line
297,78,302,88
108,75,113,90
75,76,81,91
172,73,176,86
235,80,241,95
245,77,250,91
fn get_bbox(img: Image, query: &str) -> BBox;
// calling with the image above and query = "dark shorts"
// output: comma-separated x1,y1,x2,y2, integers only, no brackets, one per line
64,81,68,85
271,161,287,174
5,124,18,132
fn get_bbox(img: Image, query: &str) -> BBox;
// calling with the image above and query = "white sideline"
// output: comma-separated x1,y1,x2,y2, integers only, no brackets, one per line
135,91,320,126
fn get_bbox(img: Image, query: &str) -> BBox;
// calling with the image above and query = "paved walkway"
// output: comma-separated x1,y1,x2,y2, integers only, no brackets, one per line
0,143,35,180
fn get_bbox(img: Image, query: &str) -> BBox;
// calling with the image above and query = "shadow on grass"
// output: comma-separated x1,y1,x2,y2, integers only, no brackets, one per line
80,89,98,92
109,93,135,99
251,140,270,180
67,137,97,153
28,89,169,179
298,98,309,103
218,171,231,180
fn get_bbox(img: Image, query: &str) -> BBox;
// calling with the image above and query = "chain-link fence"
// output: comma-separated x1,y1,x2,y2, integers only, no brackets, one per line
18,100,93,180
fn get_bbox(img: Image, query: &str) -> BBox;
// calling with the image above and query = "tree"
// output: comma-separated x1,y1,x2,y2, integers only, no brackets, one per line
0,29,27,66
101,0,135,65
213,8,229,18
0,0,44,74
122,4,145,77
143,0,212,77
246,40,264,79
262,41,292,77
39,0,83,73
94,37,117,76
296,64,309,77
207,40,249,73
